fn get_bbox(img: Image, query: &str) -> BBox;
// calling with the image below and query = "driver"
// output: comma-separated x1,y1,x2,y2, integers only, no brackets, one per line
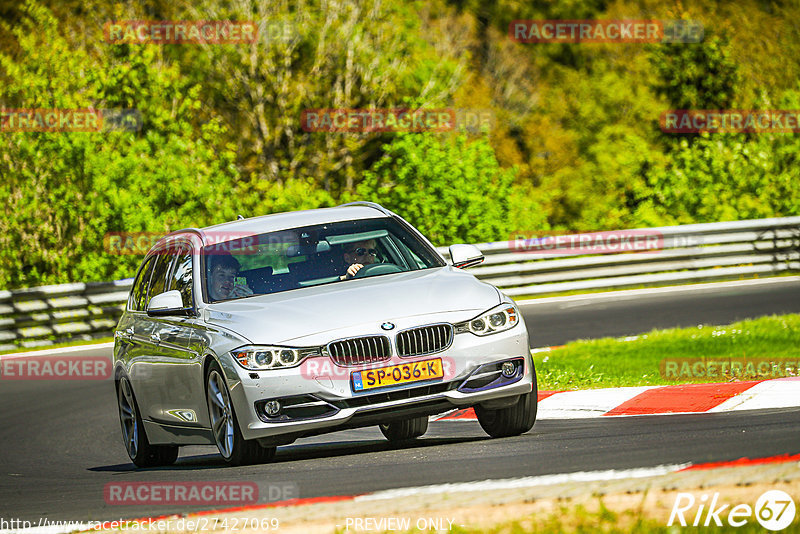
208,254,254,300
339,239,378,280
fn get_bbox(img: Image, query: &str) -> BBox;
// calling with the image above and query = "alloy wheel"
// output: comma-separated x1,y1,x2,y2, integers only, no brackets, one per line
207,369,235,459
118,378,139,459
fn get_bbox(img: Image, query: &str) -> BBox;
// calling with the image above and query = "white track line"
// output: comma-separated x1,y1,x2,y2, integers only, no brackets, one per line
353,464,690,501
0,523,96,534
0,342,114,359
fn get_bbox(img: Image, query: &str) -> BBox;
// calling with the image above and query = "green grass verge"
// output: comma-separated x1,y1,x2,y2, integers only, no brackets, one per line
534,314,800,390
0,336,114,356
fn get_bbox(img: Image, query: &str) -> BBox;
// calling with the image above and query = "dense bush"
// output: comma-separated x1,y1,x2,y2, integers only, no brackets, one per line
0,3,240,287
1,0,799,288
354,133,548,245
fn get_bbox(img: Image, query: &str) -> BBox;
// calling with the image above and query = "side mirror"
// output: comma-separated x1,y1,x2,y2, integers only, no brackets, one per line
449,244,484,269
147,290,190,317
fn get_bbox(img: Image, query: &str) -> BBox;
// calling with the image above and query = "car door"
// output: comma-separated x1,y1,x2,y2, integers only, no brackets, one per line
120,255,157,409
130,250,174,421
145,245,207,433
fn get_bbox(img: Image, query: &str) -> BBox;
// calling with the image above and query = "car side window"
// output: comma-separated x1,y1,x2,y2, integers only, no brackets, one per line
130,255,156,311
169,247,194,308
396,239,428,269
146,253,175,307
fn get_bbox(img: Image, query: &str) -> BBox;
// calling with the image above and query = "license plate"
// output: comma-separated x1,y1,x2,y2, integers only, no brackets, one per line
351,358,444,392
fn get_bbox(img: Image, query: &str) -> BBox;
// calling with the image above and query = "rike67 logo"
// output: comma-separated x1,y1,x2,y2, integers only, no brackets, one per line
669,490,796,530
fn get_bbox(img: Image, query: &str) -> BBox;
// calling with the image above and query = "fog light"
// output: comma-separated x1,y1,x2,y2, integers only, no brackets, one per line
264,400,281,417
501,361,516,378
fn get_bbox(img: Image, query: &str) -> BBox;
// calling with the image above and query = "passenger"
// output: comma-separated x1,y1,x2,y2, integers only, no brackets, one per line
339,239,378,280
208,254,254,300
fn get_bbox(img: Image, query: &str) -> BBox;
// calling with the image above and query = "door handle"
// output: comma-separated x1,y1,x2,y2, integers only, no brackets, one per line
115,327,134,341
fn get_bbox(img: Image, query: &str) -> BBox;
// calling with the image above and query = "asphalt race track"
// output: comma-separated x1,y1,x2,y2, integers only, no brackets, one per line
1,278,800,523
1,375,799,522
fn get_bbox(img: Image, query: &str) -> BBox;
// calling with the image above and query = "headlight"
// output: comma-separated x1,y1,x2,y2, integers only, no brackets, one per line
456,303,520,336
231,345,319,370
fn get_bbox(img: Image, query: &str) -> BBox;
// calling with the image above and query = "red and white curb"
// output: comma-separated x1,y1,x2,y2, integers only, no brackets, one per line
433,377,800,421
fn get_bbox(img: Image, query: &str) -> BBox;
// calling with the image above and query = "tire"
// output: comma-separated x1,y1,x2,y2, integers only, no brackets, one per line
379,416,429,442
117,377,179,468
475,368,538,438
206,363,276,466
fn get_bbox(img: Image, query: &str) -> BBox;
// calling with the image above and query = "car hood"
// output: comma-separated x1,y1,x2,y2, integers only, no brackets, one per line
203,266,500,344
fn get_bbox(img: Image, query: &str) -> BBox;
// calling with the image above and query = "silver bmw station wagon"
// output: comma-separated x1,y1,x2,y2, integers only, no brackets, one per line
114,202,537,467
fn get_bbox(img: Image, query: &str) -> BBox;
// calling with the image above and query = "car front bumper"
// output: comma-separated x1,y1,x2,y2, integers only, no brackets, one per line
225,323,534,441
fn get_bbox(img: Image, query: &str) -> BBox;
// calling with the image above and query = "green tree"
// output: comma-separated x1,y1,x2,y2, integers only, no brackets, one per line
0,2,240,288
355,133,545,245
642,87,800,224
648,30,741,111
179,0,468,193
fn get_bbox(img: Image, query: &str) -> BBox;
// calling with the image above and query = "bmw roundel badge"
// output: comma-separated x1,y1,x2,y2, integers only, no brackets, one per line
381,322,395,331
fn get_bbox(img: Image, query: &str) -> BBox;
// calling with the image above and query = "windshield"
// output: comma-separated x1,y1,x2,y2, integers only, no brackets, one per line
202,218,444,302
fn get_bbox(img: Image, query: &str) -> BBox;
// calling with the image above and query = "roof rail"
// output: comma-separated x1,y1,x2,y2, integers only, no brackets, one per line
337,201,393,216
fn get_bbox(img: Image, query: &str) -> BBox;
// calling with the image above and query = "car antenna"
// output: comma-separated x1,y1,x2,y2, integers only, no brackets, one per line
237,214,244,220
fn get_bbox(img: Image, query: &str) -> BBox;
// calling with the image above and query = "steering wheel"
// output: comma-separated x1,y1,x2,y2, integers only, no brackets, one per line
353,263,403,279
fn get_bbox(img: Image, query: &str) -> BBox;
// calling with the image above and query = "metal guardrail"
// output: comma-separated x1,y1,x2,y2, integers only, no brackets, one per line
437,216,800,297
2,217,799,351
0,280,132,352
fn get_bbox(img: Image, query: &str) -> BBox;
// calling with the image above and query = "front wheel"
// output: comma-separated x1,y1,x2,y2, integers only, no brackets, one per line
117,377,178,467
206,364,276,466
475,370,538,438
379,416,429,442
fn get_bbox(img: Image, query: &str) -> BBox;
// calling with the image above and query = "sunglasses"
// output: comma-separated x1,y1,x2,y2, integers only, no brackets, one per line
351,247,378,256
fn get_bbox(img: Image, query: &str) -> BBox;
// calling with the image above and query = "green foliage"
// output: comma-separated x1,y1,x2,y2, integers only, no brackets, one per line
178,0,467,191
0,1,239,288
2,0,800,288
641,87,800,224
643,135,800,224
648,31,742,110
355,134,529,245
